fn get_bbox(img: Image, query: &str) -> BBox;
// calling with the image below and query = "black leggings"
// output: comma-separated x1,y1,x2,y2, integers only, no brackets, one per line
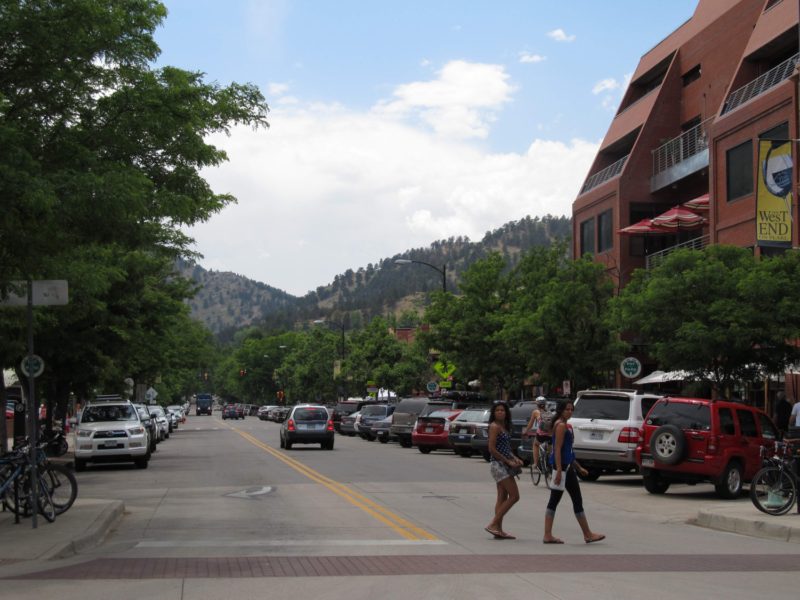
546,467,584,516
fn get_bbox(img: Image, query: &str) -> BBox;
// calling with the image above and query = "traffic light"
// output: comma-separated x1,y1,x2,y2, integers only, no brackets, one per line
239,368,246,377
203,371,209,381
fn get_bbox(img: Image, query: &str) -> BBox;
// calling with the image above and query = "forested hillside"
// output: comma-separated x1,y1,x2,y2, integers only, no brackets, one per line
180,215,571,337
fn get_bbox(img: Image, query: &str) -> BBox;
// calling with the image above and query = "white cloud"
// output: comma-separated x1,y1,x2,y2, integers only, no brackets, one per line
592,78,619,94
268,82,290,96
519,52,546,64
547,28,576,42
374,60,515,139
189,65,597,296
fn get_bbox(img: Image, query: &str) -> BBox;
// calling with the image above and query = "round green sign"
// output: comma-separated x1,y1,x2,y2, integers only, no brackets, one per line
20,354,45,378
620,357,642,379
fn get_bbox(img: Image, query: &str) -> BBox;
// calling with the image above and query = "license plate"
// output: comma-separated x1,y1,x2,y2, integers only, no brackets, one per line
590,431,604,440
425,427,434,433
297,424,307,430
457,435,469,441
101,442,120,449
641,458,654,467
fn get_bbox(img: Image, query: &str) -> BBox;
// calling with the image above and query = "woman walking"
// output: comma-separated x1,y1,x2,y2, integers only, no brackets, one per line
485,402,522,539
542,400,605,545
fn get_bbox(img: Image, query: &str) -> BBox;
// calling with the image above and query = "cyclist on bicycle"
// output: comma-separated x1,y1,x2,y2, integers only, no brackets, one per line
524,396,554,472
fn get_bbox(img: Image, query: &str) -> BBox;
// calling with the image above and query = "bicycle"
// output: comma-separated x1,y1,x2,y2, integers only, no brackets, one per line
750,440,799,516
0,445,56,523
3,439,77,517
529,437,552,488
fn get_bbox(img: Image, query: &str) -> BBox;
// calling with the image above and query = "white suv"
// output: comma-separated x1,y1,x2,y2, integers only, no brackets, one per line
570,389,662,481
74,398,151,471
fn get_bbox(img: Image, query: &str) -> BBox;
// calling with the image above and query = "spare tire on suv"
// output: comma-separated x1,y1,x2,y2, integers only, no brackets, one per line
649,424,686,465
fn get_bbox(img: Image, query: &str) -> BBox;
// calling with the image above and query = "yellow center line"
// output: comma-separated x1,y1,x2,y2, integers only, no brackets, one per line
219,419,438,541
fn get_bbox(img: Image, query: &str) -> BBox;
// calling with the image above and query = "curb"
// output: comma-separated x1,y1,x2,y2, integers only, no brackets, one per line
42,500,125,561
693,509,800,544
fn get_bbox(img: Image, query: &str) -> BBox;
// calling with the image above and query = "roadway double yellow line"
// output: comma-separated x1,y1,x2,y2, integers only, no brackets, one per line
226,423,438,542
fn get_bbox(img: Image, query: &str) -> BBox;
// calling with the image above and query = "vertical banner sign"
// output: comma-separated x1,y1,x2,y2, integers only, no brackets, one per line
756,140,793,248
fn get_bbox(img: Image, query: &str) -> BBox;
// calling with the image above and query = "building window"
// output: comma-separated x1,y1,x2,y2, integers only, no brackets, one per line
726,140,753,202
764,0,782,12
682,65,701,87
580,218,595,256
760,122,789,142
597,210,613,253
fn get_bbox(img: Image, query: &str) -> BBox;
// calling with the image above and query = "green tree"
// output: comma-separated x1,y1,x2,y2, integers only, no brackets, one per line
612,246,800,396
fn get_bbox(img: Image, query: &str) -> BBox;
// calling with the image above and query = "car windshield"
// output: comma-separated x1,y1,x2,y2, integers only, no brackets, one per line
82,404,138,423
510,404,536,421
360,405,386,417
573,396,630,420
294,408,328,421
456,410,489,422
150,407,165,417
646,401,711,430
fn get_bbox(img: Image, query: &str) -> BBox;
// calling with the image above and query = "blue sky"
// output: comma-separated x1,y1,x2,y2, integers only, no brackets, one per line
155,0,698,295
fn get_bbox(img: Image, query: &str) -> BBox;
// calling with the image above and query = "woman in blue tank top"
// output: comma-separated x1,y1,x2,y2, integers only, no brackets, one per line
485,402,522,540
542,400,605,545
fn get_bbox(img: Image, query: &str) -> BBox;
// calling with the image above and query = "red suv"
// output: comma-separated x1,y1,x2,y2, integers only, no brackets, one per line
635,397,778,499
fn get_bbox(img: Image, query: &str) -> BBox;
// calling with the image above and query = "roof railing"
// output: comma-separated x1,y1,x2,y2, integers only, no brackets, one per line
652,117,712,176
579,154,629,195
723,53,799,115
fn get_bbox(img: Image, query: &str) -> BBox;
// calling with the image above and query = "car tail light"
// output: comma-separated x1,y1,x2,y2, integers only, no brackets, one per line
617,427,640,444
326,419,334,432
707,435,718,454
287,419,296,432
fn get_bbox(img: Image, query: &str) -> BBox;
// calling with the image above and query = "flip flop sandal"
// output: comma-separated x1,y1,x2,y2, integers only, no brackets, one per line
542,538,564,544
585,535,606,544
485,527,503,539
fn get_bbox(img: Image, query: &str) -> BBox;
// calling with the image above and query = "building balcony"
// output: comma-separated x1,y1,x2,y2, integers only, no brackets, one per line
645,234,710,270
722,52,799,115
650,118,711,192
579,154,629,195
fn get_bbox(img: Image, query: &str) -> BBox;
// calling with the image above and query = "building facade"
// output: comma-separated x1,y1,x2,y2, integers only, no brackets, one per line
571,0,799,392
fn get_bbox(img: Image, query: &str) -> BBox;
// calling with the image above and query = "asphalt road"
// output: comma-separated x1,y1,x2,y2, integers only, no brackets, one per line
4,412,800,599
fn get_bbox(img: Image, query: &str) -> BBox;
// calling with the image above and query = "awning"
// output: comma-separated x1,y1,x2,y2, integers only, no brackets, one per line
651,205,707,229
633,370,692,385
683,194,709,212
617,219,672,235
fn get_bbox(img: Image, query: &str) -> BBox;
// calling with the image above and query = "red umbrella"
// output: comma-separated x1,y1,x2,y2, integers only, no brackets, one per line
617,218,672,235
651,205,707,229
682,194,709,212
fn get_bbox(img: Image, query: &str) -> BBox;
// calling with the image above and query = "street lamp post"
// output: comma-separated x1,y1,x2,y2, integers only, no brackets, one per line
394,259,447,292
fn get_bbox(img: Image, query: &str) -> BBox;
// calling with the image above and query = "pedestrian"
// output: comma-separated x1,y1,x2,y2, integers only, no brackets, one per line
543,400,605,545
789,396,800,439
774,392,792,437
485,402,522,540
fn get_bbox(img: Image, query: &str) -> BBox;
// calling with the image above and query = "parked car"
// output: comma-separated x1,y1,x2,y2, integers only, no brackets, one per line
412,409,463,453
358,404,395,440
258,405,277,420
332,398,379,432
148,405,170,440
390,397,450,448
133,403,159,453
371,415,395,444
570,389,663,480
234,404,246,419
74,397,150,471
279,404,335,450
635,397,779,499
272,406,290,423
222,404,239,420
448,408,491,457
339,411,361,436
509,401,539,460
167,405,186,424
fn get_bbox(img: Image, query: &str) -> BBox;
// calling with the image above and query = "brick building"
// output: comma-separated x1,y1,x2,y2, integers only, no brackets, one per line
571,0,799,394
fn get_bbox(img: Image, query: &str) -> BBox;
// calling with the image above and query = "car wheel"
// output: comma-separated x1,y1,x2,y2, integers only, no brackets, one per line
279,435,285,449
74,458,87,472
642,472,670,494
399,438,412,448
134,457,149,469
418,446,432,454
715,461,743,499
578,468,601,482
378,437,389,444
482,451,491,462
650,424,686,466
285,440,292,450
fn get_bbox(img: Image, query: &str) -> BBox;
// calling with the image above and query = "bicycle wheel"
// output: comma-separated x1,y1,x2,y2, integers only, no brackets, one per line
539,454,552,489
750,466,796,516
42,463,78,515
529,460,542,486
37,479,56,523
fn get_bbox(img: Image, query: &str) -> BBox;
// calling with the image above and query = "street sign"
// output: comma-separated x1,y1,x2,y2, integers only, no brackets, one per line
1,280,69,306
20,355,44,378
145,387,158,402
439,380,453,389
433,361,456,380
620,357,642,379
426,381,439,393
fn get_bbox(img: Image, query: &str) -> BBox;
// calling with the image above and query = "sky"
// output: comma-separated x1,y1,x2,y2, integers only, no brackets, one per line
155,0,699,296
